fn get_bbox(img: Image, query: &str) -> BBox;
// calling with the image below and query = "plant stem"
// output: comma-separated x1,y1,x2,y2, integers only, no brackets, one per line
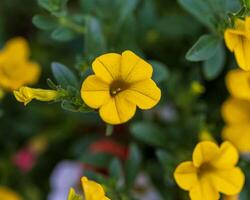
59,17,85,34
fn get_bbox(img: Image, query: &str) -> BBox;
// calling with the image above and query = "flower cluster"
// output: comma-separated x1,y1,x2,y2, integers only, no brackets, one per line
221,69,250,153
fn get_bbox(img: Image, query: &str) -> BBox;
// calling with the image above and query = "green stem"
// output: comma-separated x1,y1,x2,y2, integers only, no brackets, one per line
59,17,85,34
106,124,114,136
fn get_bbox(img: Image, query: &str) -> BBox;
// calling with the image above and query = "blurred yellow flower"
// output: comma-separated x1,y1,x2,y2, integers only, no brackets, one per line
0,186,22,200
224,17,250,71
174,141,245,200
226,69,250,100
67,176,110,200
14,87,59,106
191,81,205,95
81,50,161,124
0,37,40,91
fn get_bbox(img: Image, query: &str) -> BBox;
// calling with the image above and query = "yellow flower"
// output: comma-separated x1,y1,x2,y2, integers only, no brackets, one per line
0,186,22,200
81,50,161,124
224,17,250,71
191,81,205,95
224,195,239,200
67,176,110,200
14,87,59,106
225,69,250,101
0,37,40,91
174,141,245,200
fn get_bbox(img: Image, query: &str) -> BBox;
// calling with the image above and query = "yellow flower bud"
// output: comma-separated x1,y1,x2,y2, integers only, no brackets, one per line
13,87,59,106
191,81,205,95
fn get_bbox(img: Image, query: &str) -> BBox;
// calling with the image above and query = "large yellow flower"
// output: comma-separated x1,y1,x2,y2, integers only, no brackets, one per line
81,50,161,124
0,186,22,200
67,176,110,200
225,69,250,100
174,141,245,200
224,17,250,71
0,37,40,91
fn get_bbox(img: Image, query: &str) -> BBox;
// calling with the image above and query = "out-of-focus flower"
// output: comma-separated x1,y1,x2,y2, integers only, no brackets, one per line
0,186,22,200
191,81,205,95
198,130,215,142
14,87,59,106
174,141,245,200
133,172,162,200
224,17,250,71
12,147,36,173
89,139,128,160
28,136,48,155
0,37,40,91
68,176,110,200
225,69,250,100
224,194,239,200
81,50,161,124
48,161,83,200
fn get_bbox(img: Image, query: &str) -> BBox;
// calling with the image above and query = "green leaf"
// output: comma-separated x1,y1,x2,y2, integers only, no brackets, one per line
85,16,107,59
61,100,92,113
51,62,78,88
178,0,216,29
119,0,139,24
32,15,57,30
81,153,113,168
109,158,123,181
203,43,225,80
125,143,141,189
51,27,75,41
186,34,221,62
38,0,68,14
150,60,169,83
130,122,168,147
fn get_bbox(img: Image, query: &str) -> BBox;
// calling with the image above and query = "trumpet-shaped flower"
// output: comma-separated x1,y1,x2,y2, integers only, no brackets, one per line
81,50,161,124
67,176,110,200
226,69,250,101
224,17,250,71
0,186,22,200
0,37,40,91
14,87,59,105
174,141,245,200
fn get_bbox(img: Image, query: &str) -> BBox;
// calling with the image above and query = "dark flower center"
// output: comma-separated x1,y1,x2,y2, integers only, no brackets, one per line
110,80,129,96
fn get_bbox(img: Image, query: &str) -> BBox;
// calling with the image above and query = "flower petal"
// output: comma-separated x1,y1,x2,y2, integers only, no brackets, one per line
189,178,219,200
124,79,161,109
92,53,121,83
226,69,250,100
222,124,250,153
222,98,250,125
121,50,153,82
192,141,220,168
224,31,243,52
212,142,239,169
81,75,111,109
174,161,198,190
99,93,136,124
211,167,245,195
234,37,250,71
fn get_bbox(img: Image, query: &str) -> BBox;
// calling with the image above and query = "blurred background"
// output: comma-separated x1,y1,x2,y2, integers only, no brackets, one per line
0,0,249,199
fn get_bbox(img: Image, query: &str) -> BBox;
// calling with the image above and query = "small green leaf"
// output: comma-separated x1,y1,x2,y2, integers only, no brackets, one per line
203,43,225,80
186,34,221,61
150,60,169,83
109,158,123,181
125,143,141,189
51,27,75,41
51,62,78,88
130,122,168,147
32,15,57,30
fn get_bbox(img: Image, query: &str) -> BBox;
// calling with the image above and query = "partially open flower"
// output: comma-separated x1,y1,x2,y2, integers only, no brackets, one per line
174,141,245,200
0,37,40,91
67,176,110,200
224,17,250,71
81,50,161,124
14,87,59,105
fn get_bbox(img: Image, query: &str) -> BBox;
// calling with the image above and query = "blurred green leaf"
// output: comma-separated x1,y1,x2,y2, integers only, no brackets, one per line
119,0,138,24
186,34,221,61
81,153,113,168
51,27,76,41
125,143,141,189
38,0,68,14
150,60,169,83
203,43,225,80
130,122,168,147
51,62,78,88
109,158,123,181
32,15,57,30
